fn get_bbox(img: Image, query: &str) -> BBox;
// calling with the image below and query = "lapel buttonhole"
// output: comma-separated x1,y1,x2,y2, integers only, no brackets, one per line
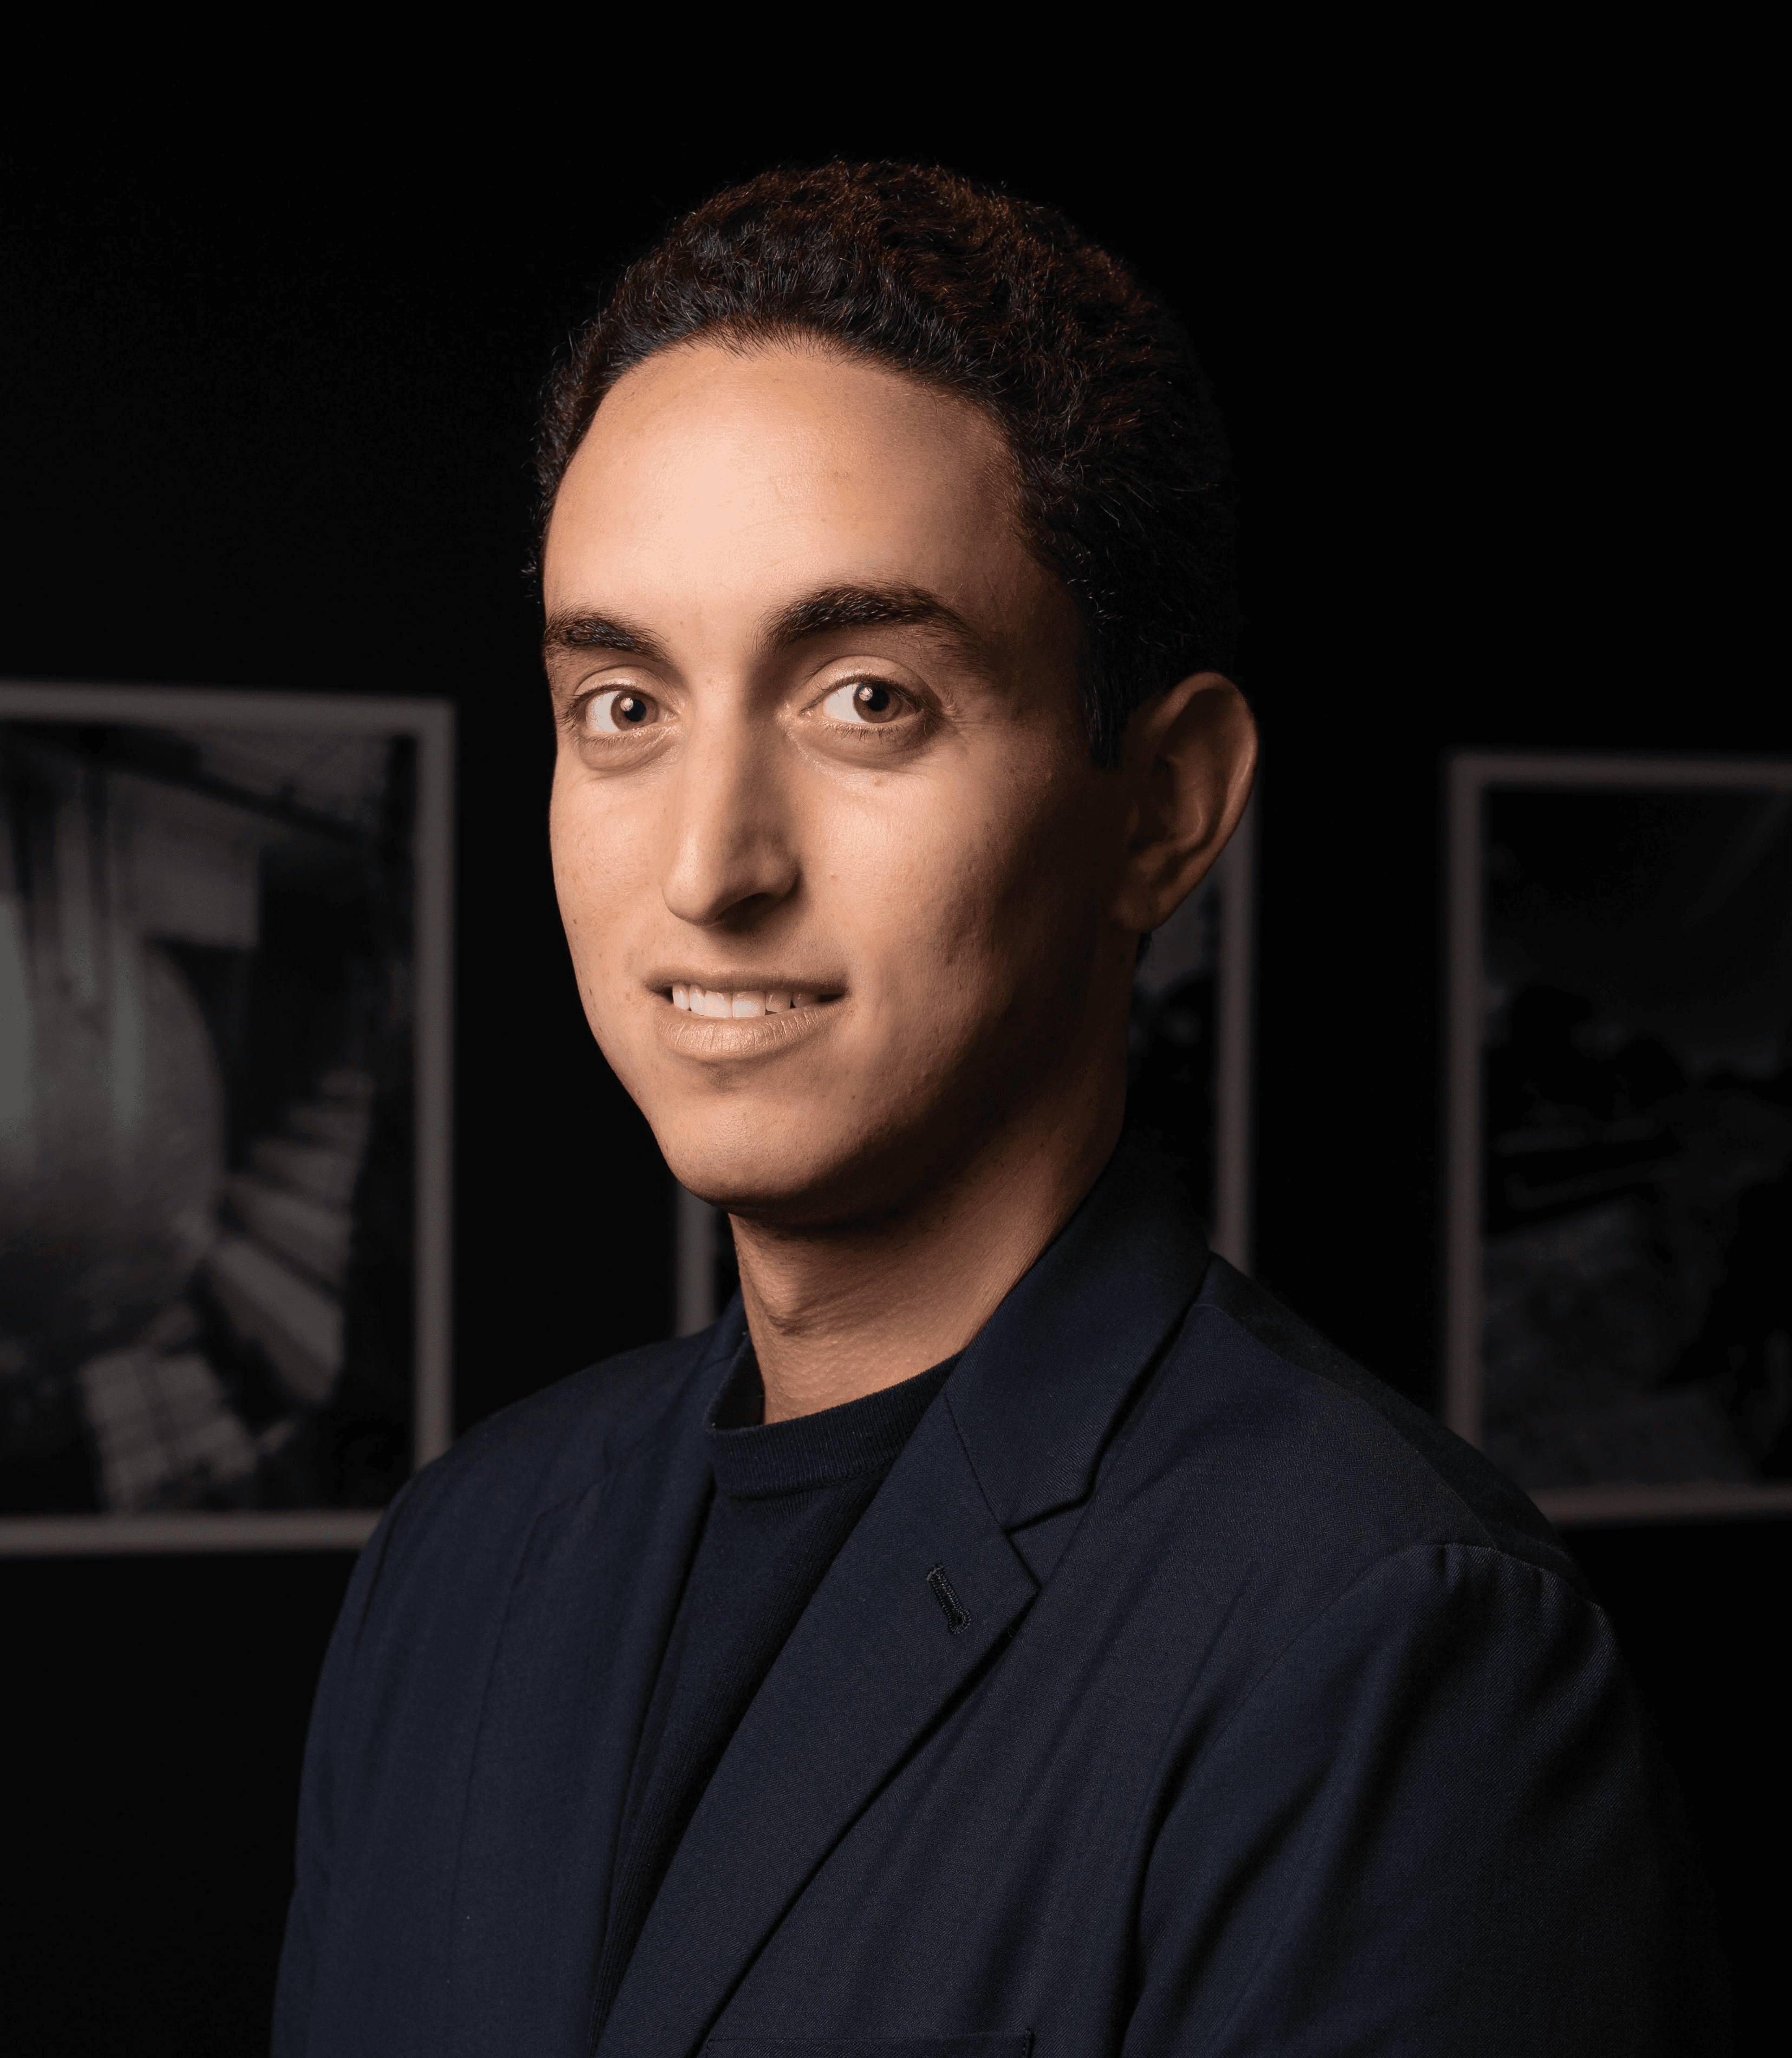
926,1563,972,1634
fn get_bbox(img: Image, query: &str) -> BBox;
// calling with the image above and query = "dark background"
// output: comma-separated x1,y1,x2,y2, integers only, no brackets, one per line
3,77,1780,2055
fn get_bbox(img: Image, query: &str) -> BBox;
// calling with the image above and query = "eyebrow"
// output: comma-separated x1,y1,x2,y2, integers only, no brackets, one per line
542,582,990,673
542,611,670,666
764,583,985,660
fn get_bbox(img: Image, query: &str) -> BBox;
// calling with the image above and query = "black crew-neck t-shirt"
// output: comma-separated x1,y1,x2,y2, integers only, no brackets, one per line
588,1343,960,2038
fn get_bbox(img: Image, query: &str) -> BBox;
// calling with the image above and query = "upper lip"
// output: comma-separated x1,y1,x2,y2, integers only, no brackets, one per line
649,971,843,993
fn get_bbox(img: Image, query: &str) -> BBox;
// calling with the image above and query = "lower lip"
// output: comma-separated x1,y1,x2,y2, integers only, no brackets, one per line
653,996,846,1061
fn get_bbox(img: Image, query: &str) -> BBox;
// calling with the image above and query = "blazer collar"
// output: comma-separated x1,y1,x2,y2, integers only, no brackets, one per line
944,1127,1212,1531
594,1131,1209,2057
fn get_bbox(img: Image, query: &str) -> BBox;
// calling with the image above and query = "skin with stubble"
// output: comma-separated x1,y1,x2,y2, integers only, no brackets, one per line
543,339,1257,1421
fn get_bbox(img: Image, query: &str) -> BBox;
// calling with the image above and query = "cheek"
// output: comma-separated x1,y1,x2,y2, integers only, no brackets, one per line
827,758,1092,1011
547,774,593,947
548,768,645,993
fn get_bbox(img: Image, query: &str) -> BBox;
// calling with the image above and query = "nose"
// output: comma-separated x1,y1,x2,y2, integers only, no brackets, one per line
659,703,800,930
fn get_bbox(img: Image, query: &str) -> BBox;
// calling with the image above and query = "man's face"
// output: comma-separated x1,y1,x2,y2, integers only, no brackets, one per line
542,339,1136,1227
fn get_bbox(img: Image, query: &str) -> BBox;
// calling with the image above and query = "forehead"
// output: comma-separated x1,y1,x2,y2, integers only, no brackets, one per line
543,339,1031,620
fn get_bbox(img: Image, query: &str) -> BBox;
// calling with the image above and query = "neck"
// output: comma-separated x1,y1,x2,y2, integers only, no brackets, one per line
731,1075,1125,1424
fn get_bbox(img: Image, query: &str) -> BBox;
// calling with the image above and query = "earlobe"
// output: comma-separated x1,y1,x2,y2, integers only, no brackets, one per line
1112,672,1258,935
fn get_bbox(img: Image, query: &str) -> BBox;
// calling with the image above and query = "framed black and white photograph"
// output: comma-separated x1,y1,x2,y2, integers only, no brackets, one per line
671,794,1259,1337
0,683,453,1552
1447,754,1792,1525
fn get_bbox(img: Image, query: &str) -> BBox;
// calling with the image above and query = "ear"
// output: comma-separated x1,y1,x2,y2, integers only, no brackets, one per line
1111,672,1258,935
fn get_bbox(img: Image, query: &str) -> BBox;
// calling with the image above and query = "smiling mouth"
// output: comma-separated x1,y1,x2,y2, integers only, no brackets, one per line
669,984,842,1018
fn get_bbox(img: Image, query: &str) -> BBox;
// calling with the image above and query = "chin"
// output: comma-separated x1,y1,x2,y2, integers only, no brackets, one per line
653,1096,938,1231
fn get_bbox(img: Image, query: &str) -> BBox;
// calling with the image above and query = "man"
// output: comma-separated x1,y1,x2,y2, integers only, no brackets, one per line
274,164,1722,2055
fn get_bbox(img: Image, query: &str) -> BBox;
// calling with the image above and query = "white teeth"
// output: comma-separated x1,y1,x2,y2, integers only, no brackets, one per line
670,985,827,1015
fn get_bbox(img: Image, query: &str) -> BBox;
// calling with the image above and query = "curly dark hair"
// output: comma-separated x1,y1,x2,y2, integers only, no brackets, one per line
535,161,1240,765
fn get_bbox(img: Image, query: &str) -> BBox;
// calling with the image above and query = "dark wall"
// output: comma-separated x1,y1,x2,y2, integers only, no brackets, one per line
3,93,1777,2054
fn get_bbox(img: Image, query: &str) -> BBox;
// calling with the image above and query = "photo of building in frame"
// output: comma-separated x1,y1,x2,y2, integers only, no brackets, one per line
1447,752,1792,1526
0,682,453,1553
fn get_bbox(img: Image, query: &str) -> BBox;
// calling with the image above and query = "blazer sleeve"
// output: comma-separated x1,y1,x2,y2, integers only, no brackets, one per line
270,1479,420,2058
1123,1541,1729,2058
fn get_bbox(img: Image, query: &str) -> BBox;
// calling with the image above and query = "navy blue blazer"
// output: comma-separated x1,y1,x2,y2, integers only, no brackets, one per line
274,1150,1721,2055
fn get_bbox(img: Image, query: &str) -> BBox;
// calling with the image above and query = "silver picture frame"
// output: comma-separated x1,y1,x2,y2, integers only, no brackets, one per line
0,682,454,1553
1446,752,1792,1527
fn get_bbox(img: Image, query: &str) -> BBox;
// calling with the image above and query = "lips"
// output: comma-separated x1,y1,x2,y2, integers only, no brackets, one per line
655,983,845,1061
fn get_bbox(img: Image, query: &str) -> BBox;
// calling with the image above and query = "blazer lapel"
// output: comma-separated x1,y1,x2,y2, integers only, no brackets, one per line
594,1132,1211,2057
945,1128,1213,1531
594,1393,1037,2058
446,1330,728,2057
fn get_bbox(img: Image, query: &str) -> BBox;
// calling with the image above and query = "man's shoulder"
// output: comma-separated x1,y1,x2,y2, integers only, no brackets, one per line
453,1331,705,1479
1140,1256,1586,1597
365,1331,710,1587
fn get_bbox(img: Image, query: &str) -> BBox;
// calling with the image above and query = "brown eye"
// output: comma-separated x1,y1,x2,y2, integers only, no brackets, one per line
584,688,660,735
820,680,905,726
